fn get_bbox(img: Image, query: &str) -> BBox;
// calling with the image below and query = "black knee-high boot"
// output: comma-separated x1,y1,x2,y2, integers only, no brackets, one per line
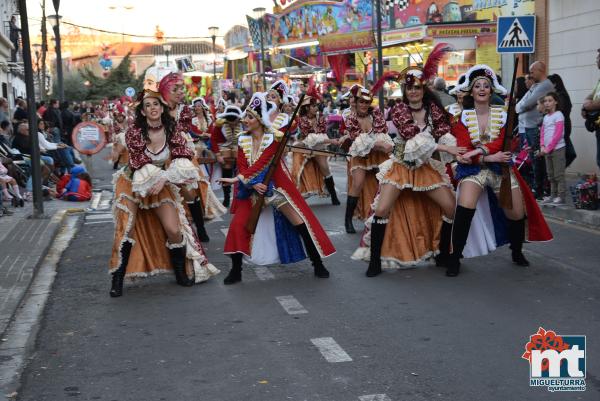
222,168,233,207
295,223,330,278
508,217,529,266
110,241,132,297
324,176,340,205
345,195,358,233
435,220,453,267
223,253,243,285
167,241,194,286
446,206,476,277
188,198,209,243
366,216,387,277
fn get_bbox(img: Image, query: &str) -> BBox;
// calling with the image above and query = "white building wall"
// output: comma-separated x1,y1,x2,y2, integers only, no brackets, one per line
548,0,600,173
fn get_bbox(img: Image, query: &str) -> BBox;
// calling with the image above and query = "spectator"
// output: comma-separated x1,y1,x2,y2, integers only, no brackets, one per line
0,159,24,207
37,100,47,118
42,99,63,142
37,120,75,174
0,120,12,146
432,77,455,107
13,98,28,124
539,92,566,205
322,99,335,116
12,122,54,168
548,73,576,167
581,48,600,170
60,101,75,145
0,98,9,125
516,61,554,198
9,16,20,62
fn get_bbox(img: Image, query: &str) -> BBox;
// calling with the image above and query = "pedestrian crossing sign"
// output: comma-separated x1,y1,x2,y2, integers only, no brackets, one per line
497,15,536,54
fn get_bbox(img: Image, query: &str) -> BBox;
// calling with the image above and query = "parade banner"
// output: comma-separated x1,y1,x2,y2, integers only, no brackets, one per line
319,31,375,55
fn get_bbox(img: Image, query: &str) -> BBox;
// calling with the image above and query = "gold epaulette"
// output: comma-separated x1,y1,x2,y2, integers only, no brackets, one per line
215,118,226,127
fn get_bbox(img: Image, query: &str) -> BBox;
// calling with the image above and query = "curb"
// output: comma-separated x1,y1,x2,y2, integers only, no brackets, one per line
539,203,600,231
0,211,83,399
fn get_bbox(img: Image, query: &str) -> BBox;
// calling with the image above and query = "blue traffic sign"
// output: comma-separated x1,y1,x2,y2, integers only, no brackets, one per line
125,87,136,97
497,15,536,54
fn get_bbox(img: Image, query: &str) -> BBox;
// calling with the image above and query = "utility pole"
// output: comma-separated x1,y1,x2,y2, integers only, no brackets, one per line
41,0,47,100
18,0,44,217
375,0,385,112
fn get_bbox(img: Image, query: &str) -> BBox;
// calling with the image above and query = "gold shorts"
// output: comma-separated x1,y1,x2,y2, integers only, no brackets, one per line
461,167,519,191
265,189,289,209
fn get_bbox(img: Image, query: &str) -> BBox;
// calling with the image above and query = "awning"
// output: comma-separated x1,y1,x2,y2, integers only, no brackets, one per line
225,50,248,61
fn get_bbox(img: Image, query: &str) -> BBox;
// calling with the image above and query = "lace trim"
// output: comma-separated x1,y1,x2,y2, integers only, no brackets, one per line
304,133,329,149
403,129,437,167
166,158,201,184
166,238,186,249
438,133,458,165
349,133,376,157
131,164,167,197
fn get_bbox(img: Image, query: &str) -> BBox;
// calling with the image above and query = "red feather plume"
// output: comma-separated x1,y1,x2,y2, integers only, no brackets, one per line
306,76,322,102
371,70,401,96
422,42,452,82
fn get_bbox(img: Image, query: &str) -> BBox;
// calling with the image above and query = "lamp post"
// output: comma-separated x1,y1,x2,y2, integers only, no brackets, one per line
208,26,218,80
253,7,266,90
32,43,41,99
162,43,172,67
47,13,64,102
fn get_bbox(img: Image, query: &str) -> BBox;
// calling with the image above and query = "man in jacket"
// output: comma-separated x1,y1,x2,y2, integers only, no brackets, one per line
516,61,555,198
43,99,63,143
582,49,600,170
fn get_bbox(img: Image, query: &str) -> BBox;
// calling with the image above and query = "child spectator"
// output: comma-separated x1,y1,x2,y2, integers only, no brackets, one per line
56,165,92,201
540,92,566,205
0,160,23,206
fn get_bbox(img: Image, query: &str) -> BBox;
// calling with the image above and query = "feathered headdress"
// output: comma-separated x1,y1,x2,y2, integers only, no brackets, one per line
158,72,184,105
370,42,452,92
269,80,290,103
243,92,277,128
306,76,322,103
217,105,243,121
457,64,507,95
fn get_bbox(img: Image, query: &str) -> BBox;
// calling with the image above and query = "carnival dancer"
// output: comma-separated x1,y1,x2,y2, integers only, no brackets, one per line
267,80,292,130
448,64,553,277
290,94,340,203
343,86,394,233
352,49,463,276
446,73,466,122
111,104,130,170
218,92,335,285
157,71,218,242
211,104,244,208
109,78,219,297
215,97,227,117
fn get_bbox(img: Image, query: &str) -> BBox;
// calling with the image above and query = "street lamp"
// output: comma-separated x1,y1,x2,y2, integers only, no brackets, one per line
47,14,64,102
32,43,41,99
208,26,218,80
253,7,266,90
162,43,172,67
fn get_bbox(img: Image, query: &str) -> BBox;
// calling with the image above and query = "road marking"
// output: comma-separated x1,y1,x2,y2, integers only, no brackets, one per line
254,267,275,281
311,337,352,363
90,192,101,210
85,213,113,221
275,295,308,315
84,221,114,225
359,395,391,401
220,228,229,236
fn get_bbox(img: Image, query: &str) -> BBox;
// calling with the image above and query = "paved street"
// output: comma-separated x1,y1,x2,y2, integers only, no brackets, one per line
11,158,600,401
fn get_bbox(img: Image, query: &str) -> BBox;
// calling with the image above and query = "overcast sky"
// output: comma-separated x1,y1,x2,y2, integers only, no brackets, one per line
25,0,274,45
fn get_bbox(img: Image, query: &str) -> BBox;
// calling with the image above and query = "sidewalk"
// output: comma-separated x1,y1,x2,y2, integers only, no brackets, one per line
0,198,90,339
537,175,600,230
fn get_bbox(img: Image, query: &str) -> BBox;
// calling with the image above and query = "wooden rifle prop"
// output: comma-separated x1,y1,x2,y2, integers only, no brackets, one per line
285,144,350,158
499,58,519,210
245,94,306,234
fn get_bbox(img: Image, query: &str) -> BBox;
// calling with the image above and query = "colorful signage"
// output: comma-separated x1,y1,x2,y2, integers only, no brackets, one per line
391,0,535,28
426,23,495,37
71,122,106,156
383,26,427,46
319,31,375,55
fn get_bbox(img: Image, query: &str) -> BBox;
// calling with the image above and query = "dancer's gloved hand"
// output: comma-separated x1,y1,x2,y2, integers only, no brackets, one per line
252,183,267,195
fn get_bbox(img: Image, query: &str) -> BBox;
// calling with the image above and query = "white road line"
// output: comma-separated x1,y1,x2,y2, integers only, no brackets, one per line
85,213,113,221
359,395,392,401
253,266,275,281
90,192,101,210
275,295,308,315
220,228,229,236
211,216,224,222
84,221,114,225
310,337,353,363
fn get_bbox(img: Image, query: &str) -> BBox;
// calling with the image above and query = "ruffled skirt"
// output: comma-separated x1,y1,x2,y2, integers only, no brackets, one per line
110,169,219,282
290,151,326,198
352,159,452,268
